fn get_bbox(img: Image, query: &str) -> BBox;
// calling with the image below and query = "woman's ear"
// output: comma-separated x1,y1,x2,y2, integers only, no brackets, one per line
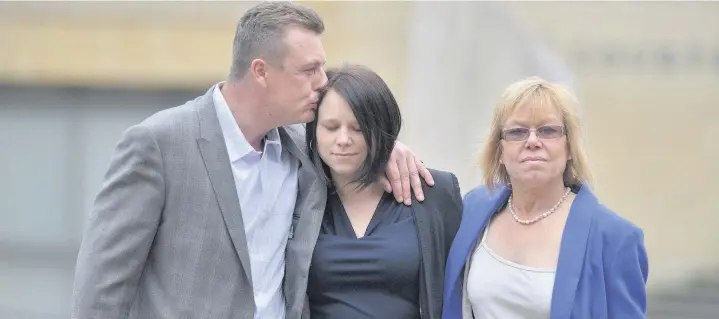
497,143,504,165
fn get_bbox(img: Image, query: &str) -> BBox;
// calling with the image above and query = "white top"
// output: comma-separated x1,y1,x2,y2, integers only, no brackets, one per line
213,83,299,319
466,222,556,319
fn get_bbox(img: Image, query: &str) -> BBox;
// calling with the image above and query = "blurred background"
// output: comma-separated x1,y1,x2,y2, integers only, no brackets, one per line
0,1,717,318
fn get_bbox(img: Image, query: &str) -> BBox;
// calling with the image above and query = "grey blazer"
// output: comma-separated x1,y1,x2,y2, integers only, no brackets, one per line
71,86,324,319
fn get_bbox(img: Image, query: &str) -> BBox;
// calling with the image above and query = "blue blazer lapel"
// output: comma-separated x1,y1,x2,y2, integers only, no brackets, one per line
444,186,511,317
550,185,598,319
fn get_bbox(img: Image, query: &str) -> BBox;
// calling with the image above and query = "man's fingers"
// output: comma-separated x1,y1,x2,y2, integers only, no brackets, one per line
387,159,404,203
397,157,412,205
417,157,434,187
409,156,424,202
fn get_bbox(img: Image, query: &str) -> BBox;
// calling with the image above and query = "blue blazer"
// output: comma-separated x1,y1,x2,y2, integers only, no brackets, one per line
443,185,649,319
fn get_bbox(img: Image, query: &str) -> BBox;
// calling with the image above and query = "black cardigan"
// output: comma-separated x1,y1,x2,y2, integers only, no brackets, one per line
300,168,463,319
411,169,463,319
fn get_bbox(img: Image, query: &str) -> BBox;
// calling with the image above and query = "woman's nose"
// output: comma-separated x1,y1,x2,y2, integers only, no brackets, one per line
525,131,542,148
336,129,351,145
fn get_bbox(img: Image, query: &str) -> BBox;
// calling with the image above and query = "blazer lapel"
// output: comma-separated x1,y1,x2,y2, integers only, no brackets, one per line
195,88,253,287
278,125,313,170
550,185,597,319
278,125,327,318
444,187,510,317
279,125,326,259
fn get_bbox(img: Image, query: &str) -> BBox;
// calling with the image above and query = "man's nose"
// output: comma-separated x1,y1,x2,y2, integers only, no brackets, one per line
314,68,328,90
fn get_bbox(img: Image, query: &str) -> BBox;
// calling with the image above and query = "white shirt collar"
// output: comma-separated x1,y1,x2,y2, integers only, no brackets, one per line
212,83,282,162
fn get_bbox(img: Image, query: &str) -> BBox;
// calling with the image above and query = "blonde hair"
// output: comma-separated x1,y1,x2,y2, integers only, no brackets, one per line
480,76,593,190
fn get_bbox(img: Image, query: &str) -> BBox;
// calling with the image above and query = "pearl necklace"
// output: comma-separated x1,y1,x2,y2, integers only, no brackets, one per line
508,187,571,225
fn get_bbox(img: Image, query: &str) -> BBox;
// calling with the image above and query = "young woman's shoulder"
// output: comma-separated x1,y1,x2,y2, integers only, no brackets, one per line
421,168,463,226
424,168,461,199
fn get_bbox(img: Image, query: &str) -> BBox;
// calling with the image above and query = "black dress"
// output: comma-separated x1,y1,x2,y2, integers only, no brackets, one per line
307,192,421,319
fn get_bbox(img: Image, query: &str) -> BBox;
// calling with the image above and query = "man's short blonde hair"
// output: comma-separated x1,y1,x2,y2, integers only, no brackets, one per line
480,76,594,190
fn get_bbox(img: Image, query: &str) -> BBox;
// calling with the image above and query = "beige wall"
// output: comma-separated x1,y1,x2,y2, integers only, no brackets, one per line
0,2,238,88
0,1,410,93
1,1,717,288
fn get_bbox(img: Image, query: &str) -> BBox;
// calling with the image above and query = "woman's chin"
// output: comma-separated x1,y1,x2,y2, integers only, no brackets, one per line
511,174,558,189
329,166,359,182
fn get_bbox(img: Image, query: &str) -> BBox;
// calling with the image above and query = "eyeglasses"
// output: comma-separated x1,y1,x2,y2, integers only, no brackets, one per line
501,125,565,141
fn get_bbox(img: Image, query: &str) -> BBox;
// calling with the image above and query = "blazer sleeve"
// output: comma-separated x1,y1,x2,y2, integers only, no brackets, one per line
71,124,165,319
606,228,649,318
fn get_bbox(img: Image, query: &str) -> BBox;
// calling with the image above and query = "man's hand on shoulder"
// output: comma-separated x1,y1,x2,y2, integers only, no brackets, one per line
381,141,434,206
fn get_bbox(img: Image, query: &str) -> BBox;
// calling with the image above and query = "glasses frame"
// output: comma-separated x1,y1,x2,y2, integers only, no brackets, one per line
500,125,566,141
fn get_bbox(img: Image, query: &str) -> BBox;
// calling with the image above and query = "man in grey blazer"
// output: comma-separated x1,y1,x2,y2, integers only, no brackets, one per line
70,2,434,319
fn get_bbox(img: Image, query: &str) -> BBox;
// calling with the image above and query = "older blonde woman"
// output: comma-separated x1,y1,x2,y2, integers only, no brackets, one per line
442,77,649,319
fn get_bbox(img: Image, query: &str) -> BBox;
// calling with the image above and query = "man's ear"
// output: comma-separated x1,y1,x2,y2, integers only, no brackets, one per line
250,59,269,87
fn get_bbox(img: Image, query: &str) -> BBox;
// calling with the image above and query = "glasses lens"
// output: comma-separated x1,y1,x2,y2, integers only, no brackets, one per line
503,128,529,141
537,125,563,139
